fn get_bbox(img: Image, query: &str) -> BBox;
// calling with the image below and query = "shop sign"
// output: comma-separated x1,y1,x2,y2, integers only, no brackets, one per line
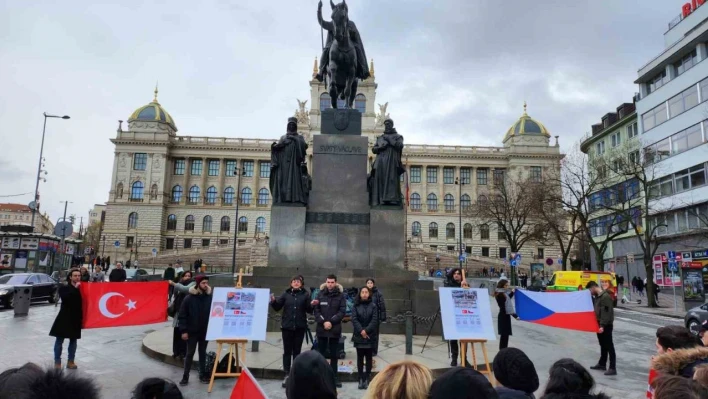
693,249,708,260
683,0,706,18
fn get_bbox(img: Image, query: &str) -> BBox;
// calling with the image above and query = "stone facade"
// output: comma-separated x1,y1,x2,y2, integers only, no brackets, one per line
0,203,54,234
103,62,564,264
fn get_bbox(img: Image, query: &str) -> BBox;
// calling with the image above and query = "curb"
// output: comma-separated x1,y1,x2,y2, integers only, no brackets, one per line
616,305,684,320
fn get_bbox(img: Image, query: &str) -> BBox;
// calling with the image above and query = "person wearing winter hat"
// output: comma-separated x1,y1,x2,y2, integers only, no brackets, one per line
493,348,539,398
177,274,212,386
540,358,609,399
286,350,337,399
428,367,498,399
0,362,100,399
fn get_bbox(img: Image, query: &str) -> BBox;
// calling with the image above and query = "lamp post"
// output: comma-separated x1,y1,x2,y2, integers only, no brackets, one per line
31,113,70,231
455,176,466,269
231,165,242,275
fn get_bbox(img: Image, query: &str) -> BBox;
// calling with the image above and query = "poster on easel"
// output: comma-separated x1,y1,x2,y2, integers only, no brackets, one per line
439,287,496,341
206,288,270,341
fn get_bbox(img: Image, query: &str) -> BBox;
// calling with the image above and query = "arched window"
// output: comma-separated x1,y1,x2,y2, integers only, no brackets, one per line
355,94,366,113
446,223,455,239
238,216,248,233
258,188,270,206
188,185,200,204
429,222,438,238
478,195,488,210
185,215,195,231
412,221,421,237
150,184,158,200
116,182,124,198
461,194,471,211
480,224,490,240
427,193,438,212
205,186,217,205
464,223,473,239
241,187,252,205
171,185,182,202
256,217,266,233
444,194,455,212
167,214,177,230
203,216,212,232
223,187,235,205
221,216,230,232
128,212,138,229
131,181,144,200
410,193,421,211
320,93,331,111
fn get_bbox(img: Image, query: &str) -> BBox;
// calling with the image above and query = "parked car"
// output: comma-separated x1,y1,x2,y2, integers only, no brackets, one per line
526,279,546,292
685,303,708,336
0,273,60,309
126,268,148,281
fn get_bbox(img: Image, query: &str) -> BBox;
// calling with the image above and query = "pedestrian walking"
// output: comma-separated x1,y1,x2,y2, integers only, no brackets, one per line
270,276,312,388
495,279,518,350
164,263,176,300
109,262,127,282
91,266,105,282
49,268,83,370
168,271,194,361
637,277,645,298
178,274,212,386
587,281,617,376
444,268,470,366
312,274,346,388
365,278,386,356
352,286,378,389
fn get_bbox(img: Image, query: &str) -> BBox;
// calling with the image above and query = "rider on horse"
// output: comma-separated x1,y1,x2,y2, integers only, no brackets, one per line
316,0,370,83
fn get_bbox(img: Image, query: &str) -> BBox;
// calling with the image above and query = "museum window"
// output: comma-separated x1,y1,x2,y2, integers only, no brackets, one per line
460,167,471,184
221,216,230,232
477,168,488,185
355,94,366,113
410,193,421,211
411,221,421,237
256,217,266,233
208,160,220,176
429,222,438,239
493,169,505,186
171,185,182,203
478,195,488,209
444,194,455,212
260,162,271,178
223,187,235,205
482,247,490,257
188,185,201,204
167,214,177,230
130,181,144,200
410,166,422,183
427,167,438,183
446,223,455,239
243,161,254,177
498,223,506,241
241,187,252,205
165,238,174,250
191,159,203,176
499,247,507,259
219,239,229,246
202,239,210,248
185,215,195,231
225,160,237,176
205,186,217,205
133,153,147,170
460,194,471,211
530,166,542,182
238,216,248,233
183,238,192,249
174,159,185,175
126,236,134,248
203,216,212,232
537,248,544,259
443,167,455,184
480,224,490,240
258,188,270,206
127,212,138,229
463,223,473,239
427,193,437,212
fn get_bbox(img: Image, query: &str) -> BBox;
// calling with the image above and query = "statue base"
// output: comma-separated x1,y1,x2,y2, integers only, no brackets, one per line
369,207,406,269
321,108,362,135
267,205,306,269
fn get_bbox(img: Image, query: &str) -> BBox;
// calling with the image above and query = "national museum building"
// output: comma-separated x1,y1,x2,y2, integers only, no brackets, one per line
103,61,564,263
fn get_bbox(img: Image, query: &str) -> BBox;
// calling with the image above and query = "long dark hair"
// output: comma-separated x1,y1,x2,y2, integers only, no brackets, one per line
357,286,371,303
448,268,462,281
543,358,595,396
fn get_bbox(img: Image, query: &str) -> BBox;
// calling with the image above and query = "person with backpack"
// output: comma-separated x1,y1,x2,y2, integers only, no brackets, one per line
271,276,313,388
365,278,386,356
312,274,346,388
352,286,379,389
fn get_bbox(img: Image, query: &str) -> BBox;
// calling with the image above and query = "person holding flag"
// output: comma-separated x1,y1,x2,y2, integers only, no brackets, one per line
50,268,83,370
178,275,212,386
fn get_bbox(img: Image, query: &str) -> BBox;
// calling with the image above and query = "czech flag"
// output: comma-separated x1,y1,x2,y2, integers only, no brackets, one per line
515,289,599,333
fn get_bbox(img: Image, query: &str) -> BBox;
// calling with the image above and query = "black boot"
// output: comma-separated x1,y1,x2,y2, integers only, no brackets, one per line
364,373,370,389
358,377,365,390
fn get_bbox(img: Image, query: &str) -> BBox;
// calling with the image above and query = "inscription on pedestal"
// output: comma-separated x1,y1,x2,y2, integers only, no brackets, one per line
306,212,370,225
314,144,365,155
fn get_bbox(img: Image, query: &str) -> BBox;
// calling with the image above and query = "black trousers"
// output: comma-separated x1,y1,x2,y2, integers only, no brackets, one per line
356,348,373,376
373,324,380,354
183,335,208,378
317,336,340,380
596,324,616,369
172,327,187,357
282,328,306,373
499,335,509,350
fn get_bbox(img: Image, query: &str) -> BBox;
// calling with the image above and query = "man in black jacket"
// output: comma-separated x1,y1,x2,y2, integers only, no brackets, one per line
313,274,346,388
108,262,127,282
178,275,212,386
445,268,470,367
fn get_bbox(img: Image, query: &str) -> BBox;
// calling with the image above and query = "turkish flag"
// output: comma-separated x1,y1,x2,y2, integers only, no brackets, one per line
647,368,658,398
230,366,268,399
80,282,168,329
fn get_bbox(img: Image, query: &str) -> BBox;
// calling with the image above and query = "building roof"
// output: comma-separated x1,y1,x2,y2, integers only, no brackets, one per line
503,102,551,143
0,204,31,213
128,86,177,131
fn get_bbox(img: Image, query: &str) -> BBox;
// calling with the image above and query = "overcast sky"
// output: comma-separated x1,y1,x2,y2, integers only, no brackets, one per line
0,0,684,226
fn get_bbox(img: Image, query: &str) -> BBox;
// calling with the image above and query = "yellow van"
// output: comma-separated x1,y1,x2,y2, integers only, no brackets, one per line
546,271,618,305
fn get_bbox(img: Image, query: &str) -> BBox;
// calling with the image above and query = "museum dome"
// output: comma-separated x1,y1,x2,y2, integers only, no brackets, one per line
128,86,177,131
503,102,550,143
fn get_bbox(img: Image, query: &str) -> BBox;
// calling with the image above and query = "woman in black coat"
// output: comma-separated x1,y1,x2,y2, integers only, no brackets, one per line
351,286,379,389
49,268,83,370
365,278,386,356
271,276,312,388
495,279,518,350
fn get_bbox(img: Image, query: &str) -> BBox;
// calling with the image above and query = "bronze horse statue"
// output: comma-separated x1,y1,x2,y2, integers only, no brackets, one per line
317,0,369,109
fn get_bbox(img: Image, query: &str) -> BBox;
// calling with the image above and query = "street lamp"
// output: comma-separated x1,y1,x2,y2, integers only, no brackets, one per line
455,176,466,269
231,165,242,275
31,113,70,231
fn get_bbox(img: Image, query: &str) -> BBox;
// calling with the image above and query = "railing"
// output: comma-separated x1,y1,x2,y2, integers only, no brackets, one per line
175,136,274,148
129,197,144,202
405,145,508,154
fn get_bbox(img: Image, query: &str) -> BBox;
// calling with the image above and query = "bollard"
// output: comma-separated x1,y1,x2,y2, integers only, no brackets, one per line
251,341,259,352
405,311,413,355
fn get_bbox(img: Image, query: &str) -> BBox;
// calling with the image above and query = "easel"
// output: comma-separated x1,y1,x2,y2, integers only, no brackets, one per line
457,270,495,386
208,268,248,393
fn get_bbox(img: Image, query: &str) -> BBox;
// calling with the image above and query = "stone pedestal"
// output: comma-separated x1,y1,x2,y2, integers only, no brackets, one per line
267,205,306,268
369,207,406,269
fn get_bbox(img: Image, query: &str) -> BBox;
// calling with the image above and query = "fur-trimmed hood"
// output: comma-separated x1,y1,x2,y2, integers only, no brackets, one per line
319,282,343,295
652,345,708,377
188,285,212,295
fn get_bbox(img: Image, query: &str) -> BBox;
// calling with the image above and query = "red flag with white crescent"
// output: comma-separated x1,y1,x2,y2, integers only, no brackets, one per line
80,282,168,329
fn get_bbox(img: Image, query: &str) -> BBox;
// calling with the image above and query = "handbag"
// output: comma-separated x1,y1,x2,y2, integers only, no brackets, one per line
167,300,176,318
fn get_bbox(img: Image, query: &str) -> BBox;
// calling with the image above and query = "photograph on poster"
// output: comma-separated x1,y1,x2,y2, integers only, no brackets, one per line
439,288,496,341
206,288,269,341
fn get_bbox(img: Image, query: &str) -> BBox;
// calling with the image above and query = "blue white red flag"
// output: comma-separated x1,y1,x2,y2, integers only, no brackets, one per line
404,170,410,206
515,289,599,333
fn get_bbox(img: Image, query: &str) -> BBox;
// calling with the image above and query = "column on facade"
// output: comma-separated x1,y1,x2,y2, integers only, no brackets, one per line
422,165,428,212
200,157,208,205
253,159,261,207
438,163,444,213
218,158,226,206
182,157,190,205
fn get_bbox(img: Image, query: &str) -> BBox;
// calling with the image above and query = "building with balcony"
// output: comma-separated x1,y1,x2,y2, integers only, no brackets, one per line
103,60,564,264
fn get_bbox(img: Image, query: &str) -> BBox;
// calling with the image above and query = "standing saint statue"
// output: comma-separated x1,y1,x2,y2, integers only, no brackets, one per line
270,117,310,205
369,118,404,207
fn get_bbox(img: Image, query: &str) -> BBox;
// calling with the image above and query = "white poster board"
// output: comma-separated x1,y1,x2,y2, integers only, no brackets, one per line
206,288,270,341
439,288,496,341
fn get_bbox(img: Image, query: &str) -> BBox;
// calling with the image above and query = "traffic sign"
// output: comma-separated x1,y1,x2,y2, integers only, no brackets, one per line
28,201,37,211
668,260,678,272
460,243,466,252
152,248,158,257
668,250,676,260
53,221,73,238
546,257,553,266
114,241,120,248
459,254,466,262
557,258,563,265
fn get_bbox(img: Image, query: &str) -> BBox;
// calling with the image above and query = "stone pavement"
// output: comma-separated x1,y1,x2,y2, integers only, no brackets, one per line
616,288,688,318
